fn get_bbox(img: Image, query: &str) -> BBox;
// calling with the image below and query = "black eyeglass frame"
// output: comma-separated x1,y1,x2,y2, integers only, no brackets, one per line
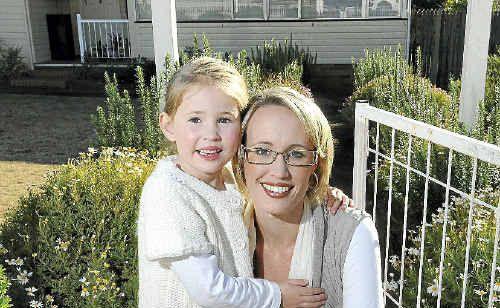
241,145,318,167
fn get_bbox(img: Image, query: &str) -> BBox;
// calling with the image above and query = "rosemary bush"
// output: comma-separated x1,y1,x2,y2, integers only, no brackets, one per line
250,39,317,84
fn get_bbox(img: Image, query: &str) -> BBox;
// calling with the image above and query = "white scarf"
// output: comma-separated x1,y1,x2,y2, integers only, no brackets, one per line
288,201,315,284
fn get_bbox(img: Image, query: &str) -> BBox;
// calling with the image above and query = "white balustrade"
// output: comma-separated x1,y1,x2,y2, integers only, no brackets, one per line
77,14,131,63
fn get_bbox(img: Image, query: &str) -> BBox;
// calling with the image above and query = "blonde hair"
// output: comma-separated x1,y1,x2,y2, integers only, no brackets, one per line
163,56,249,116
232,87,334,223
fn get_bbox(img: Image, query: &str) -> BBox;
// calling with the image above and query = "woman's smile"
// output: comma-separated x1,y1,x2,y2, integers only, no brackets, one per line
260,182,294,198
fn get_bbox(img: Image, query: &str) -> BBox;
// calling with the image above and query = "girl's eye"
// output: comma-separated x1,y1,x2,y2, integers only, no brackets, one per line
255,148,271,156
188,117,201,123
218,117,232,124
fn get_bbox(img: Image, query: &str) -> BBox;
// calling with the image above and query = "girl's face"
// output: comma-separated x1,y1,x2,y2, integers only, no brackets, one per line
160,85,241,186
243,105,317,220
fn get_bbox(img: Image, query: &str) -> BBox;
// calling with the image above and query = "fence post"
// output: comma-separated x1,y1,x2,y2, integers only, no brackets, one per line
77,14,85,64
352,101,370,210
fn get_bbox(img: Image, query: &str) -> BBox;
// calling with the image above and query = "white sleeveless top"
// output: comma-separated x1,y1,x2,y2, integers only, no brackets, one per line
137,156,253,307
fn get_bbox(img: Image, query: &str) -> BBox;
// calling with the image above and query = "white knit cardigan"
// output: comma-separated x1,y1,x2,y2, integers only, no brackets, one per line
138,156,254,308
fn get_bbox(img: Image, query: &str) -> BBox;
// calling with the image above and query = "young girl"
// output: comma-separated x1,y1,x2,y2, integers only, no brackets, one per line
137,57,329,308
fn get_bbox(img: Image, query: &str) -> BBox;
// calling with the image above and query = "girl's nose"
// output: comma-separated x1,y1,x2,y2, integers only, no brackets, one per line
204,122,222,141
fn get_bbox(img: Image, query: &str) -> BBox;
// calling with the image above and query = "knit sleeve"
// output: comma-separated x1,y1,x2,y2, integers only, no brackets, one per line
139,176,214,261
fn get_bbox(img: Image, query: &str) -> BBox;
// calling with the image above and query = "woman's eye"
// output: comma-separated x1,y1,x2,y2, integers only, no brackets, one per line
218,117,232,124
289,150,305,158
188,117,201,123
255,148,271,156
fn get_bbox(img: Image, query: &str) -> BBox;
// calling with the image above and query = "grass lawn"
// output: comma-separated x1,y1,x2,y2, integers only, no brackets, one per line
0,161,58,215
0,94,101,217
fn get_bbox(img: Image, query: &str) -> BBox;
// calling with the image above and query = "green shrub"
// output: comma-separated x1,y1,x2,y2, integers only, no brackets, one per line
353,46,411,91
443,0,500,12
250,39,317,84
0,266,11,308
0,148,156,307
0,42,27,80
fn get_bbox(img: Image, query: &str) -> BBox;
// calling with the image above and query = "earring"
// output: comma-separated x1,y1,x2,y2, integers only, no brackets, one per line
308,172,319,190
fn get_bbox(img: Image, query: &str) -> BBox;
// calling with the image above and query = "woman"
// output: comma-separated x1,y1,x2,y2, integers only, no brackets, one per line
233,87,383,307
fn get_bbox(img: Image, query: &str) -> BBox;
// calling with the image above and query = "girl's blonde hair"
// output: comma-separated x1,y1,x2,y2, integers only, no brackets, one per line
232,87,334,223
163,56,249,115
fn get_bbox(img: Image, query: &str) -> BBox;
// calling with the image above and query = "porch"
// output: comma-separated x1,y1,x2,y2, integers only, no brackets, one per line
27,0,130,66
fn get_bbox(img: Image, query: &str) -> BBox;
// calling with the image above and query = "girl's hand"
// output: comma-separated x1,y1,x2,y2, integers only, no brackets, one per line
326,187,353,215
279,279,327,308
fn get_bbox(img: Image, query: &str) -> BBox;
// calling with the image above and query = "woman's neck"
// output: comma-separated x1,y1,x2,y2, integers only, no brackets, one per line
254,204,303,250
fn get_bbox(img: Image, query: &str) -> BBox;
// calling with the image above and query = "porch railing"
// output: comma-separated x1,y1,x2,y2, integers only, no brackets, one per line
352,102,500,307
76,14,132,63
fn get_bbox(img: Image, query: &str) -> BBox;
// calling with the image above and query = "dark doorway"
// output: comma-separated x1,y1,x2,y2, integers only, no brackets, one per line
47,14,76,61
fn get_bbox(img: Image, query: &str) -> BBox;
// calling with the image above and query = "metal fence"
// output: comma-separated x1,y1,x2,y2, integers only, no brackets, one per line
76,14,132,63
353,103,500,307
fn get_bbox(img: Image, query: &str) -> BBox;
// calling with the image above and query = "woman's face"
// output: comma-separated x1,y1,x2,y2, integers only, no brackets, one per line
243,105,317,220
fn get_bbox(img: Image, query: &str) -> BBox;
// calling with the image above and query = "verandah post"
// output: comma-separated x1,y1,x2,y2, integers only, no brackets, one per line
458,0,493,128
151,0,179,110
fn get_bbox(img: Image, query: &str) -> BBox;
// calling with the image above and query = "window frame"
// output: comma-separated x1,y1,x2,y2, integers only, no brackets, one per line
134,0,407,22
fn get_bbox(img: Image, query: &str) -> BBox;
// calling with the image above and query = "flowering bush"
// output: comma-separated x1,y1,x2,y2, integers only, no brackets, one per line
0,266,11,308
0,148,156,307
386,189,500,307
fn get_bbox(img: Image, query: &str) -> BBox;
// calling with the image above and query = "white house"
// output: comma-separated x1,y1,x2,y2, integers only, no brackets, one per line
1,0,409,70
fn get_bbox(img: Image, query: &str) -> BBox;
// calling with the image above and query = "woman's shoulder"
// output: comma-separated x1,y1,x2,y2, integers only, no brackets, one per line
317,206,375,249
328,207,372,227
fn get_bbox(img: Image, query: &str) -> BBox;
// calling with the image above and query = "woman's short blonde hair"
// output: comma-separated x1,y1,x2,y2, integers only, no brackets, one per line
163,56,249,115
232,87,334,218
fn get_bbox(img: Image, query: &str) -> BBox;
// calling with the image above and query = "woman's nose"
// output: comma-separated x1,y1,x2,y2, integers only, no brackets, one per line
269,154,291,178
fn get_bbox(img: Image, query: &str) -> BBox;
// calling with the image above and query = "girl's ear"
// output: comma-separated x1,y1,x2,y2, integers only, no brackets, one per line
159,112,176,142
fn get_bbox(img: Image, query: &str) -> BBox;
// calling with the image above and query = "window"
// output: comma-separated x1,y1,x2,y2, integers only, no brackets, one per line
177,0,233,21
135,0,402,21
269,0,298,19
136,0,152,20
234,0,265,19
301,0,362,18
368,0,400,17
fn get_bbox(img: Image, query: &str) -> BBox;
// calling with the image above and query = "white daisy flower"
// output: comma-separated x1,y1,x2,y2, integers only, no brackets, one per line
427,279,439,297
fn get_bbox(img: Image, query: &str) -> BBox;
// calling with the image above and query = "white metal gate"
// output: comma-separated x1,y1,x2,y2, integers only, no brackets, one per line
76,14,132,63
352,102,500,307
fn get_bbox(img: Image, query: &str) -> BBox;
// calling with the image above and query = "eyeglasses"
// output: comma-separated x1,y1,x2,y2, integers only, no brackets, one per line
242,146,318,167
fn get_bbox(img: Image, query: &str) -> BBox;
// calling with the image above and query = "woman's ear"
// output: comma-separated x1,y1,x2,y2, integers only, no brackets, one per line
159,112,176,142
